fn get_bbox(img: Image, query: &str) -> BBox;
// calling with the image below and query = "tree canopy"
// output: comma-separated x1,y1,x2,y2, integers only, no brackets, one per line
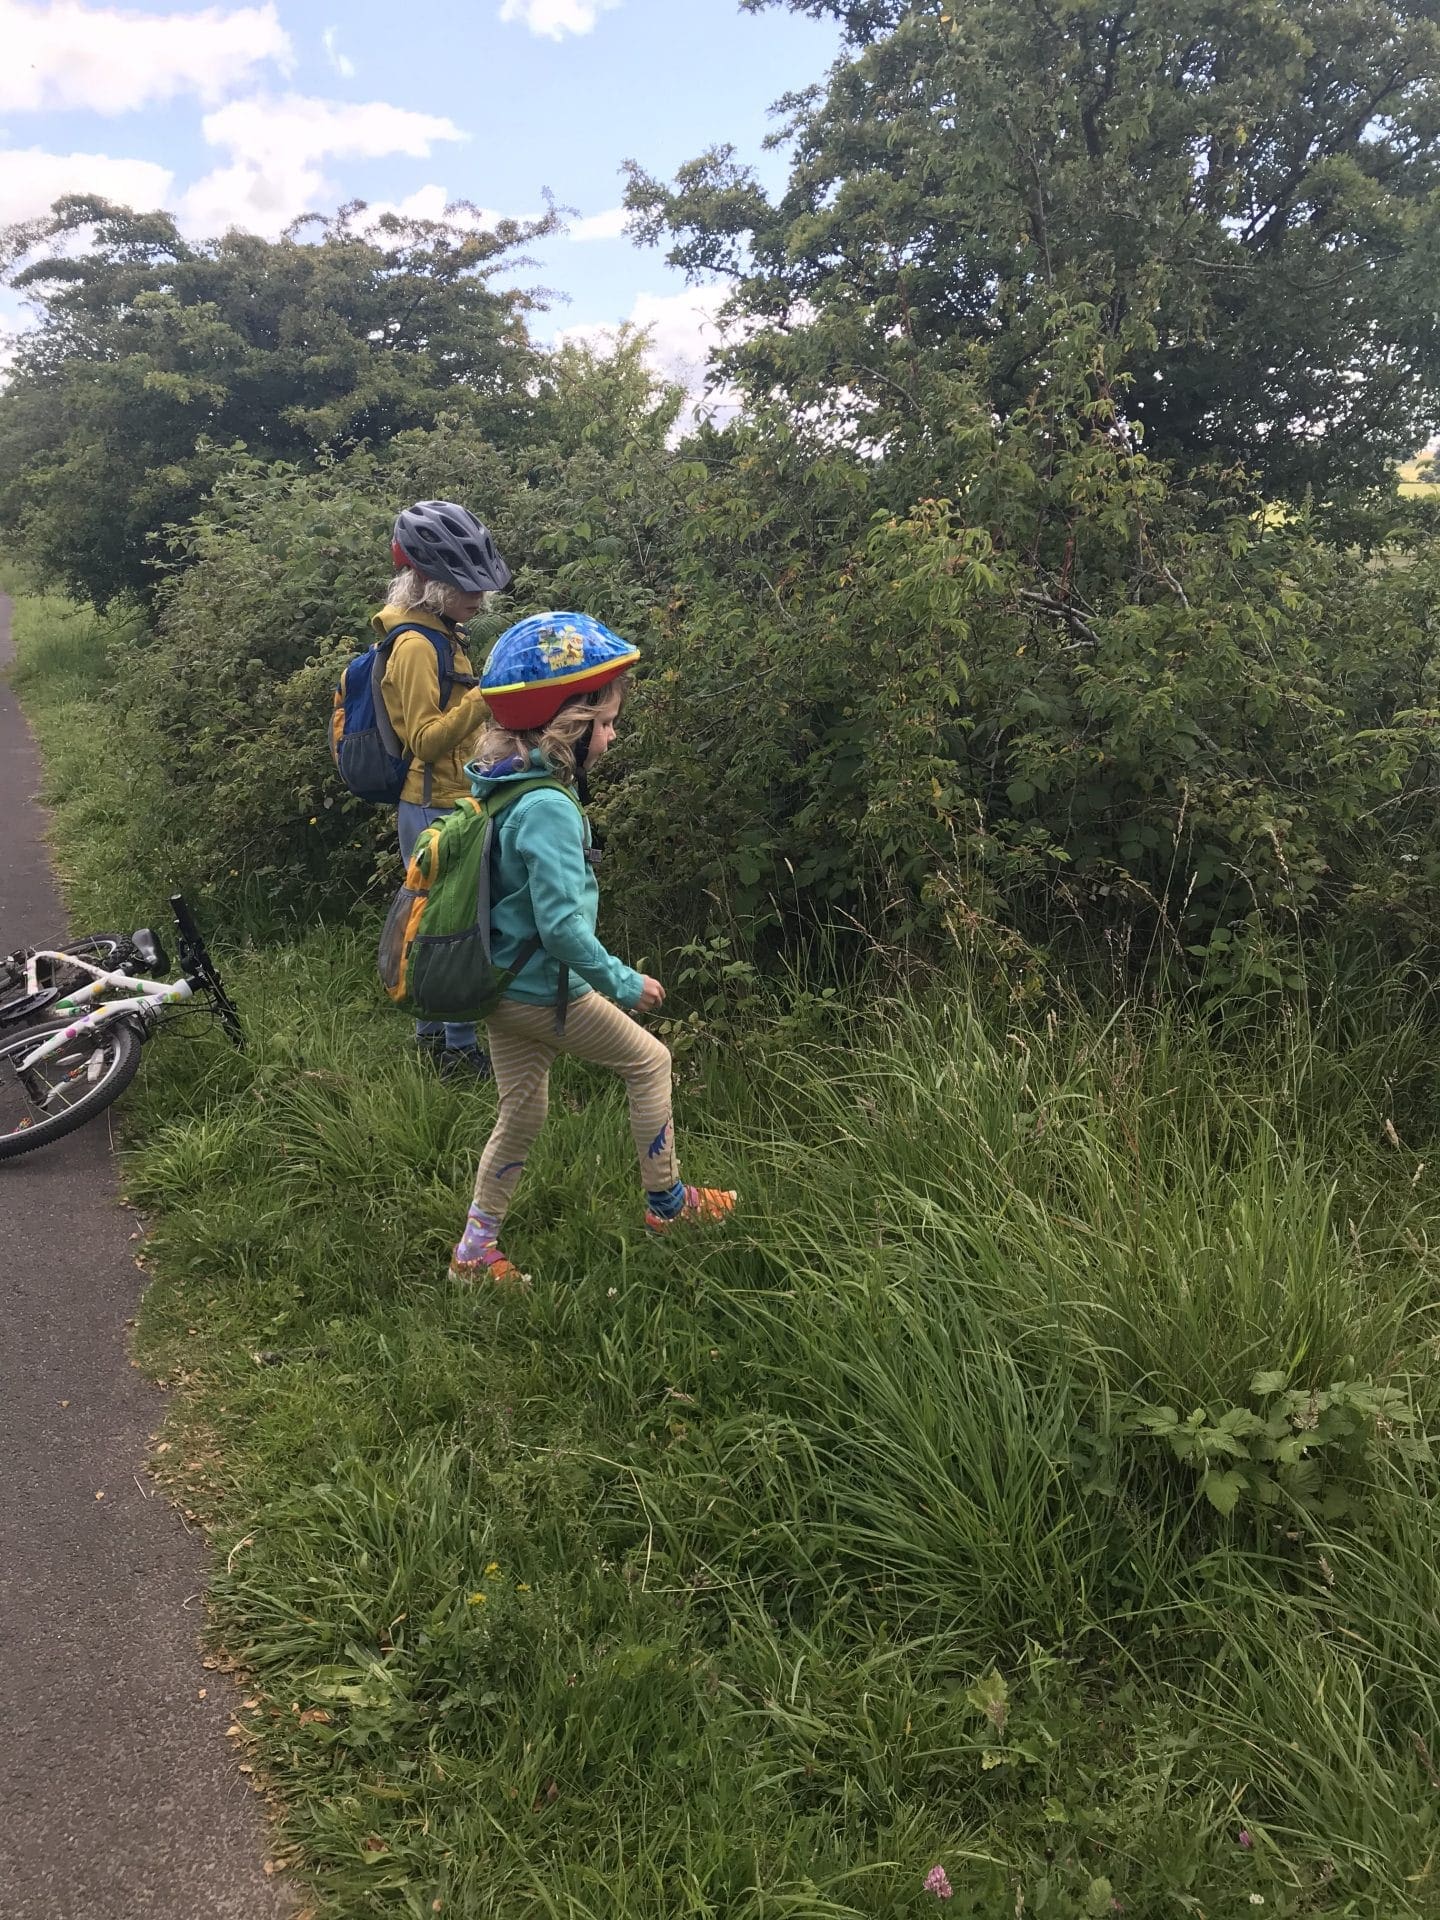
626,0,1440,496
0,196,559,605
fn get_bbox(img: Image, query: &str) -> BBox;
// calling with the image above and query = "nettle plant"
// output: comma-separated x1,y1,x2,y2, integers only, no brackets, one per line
1117,1370,1433,1522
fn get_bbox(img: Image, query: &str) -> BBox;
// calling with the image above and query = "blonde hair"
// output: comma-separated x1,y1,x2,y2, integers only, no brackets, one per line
385,567,489,622
474,679,628,785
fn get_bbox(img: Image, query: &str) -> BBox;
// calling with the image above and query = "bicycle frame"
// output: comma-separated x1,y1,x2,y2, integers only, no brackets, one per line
11,949,196,1072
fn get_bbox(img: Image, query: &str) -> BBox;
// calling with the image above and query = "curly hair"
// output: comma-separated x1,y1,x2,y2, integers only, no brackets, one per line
472,679,628,785
384,567,491,621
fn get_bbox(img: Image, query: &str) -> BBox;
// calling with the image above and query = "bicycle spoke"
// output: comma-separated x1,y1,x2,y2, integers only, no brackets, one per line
0,1025,132,1144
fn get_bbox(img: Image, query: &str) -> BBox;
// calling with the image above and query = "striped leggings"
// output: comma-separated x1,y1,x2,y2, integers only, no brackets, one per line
473,994,679,1219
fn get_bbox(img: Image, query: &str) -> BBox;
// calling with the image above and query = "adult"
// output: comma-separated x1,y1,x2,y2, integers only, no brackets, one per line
377,500,512,1078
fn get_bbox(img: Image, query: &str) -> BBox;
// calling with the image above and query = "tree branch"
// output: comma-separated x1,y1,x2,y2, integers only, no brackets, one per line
1018,587,1100,646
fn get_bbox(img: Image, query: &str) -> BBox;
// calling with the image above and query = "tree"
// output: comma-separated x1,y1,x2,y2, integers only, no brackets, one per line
625,0,1440,497
0,195,560,605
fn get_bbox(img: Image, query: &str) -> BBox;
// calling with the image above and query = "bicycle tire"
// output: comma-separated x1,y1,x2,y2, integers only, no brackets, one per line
0,1015,145,1161
0,933,145,1028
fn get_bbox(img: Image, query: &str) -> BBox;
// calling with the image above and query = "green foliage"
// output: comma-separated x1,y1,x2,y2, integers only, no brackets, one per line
15,298,1440,979
60,931,1440,1917
0,196,560,605
12,334,687,924
630,0,1440,498
1117,1372,1432,1523
11,14,1440,1907
7,588,186,919
16,623,1440,1909
4,17,1439,985
613,319,1440,972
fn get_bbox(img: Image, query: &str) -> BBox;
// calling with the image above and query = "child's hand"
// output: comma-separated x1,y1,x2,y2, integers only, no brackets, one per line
635,976,666,1012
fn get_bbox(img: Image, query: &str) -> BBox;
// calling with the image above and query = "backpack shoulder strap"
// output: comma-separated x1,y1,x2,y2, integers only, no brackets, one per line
381,621,479,699
375,622,481,806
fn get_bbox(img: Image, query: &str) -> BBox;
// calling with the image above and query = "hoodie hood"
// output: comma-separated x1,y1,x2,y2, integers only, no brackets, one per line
466,746,571,800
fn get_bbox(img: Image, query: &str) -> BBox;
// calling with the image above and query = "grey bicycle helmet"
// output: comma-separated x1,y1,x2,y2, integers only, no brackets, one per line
391,501,513,594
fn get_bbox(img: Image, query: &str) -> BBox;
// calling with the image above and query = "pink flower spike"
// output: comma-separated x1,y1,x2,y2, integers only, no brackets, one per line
1238,1829,1254,1849
924,1864,954,1900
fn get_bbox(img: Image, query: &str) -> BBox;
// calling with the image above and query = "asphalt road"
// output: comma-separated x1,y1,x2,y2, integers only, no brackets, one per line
0,596,293,1918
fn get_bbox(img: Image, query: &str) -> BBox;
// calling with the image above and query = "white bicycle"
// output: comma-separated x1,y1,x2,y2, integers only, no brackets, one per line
0,893,242,1162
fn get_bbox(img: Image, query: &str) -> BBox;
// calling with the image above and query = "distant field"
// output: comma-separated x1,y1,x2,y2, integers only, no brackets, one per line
1398,453,1436,498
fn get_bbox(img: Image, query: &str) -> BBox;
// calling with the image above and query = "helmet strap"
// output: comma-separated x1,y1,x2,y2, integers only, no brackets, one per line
574,729,606,853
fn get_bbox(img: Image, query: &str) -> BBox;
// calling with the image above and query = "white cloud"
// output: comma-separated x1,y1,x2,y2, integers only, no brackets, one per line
0,0,290,114
321,25,355,78
622,284,733,394
569,206,627,242
0,283,39,378
200,95,465,170
497,0,619,41
556,282,738,426
0,146,173,226
179,160,305,237
178,93,466,238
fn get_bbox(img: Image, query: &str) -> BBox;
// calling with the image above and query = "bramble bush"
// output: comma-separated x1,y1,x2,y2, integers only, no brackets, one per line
101,334,688,920
62,310,1440,985
615,315,1440,979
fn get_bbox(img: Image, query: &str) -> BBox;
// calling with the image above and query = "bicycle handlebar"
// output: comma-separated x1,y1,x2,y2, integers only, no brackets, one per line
170,892,204,949
169,894,244,1049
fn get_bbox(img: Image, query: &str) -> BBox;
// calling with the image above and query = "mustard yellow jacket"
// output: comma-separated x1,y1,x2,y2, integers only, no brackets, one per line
372,605,490,808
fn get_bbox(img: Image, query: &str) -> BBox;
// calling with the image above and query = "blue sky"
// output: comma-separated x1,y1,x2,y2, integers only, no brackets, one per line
1,0,839,383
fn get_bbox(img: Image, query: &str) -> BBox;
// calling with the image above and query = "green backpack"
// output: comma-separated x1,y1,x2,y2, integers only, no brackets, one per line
377,776,577,1022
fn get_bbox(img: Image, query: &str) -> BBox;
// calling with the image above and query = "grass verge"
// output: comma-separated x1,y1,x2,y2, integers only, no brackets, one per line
9,591,1440,1918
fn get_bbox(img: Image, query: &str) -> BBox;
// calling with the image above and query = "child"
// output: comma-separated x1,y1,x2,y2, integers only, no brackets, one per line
449,610,736,1285
381,500,511,1078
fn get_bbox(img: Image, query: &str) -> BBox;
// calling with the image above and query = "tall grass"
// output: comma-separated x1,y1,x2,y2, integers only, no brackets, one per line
10,595,1440,1917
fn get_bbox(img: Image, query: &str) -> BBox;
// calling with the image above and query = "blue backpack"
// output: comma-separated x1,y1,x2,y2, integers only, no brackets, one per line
330,622,477,805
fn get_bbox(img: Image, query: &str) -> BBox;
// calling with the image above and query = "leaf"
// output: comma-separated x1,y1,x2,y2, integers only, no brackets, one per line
1198,1428,1250,1458
965,1665,1009,1733
1202,1469,1245,1515
1216,1405,1267,1438
1130,1405,1180,1433
1249,1369,1289,1396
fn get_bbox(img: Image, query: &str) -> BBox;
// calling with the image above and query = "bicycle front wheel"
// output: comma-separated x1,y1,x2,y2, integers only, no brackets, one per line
0,1015,144,1161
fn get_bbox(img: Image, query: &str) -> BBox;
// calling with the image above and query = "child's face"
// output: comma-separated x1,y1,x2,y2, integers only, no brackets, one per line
447,589,486,623
584,687,623,767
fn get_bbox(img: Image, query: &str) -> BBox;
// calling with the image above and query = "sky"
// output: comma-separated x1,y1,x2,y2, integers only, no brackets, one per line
0,0,841,388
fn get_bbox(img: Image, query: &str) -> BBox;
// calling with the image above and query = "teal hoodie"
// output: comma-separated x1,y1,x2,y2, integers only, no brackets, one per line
466,751,644,1010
